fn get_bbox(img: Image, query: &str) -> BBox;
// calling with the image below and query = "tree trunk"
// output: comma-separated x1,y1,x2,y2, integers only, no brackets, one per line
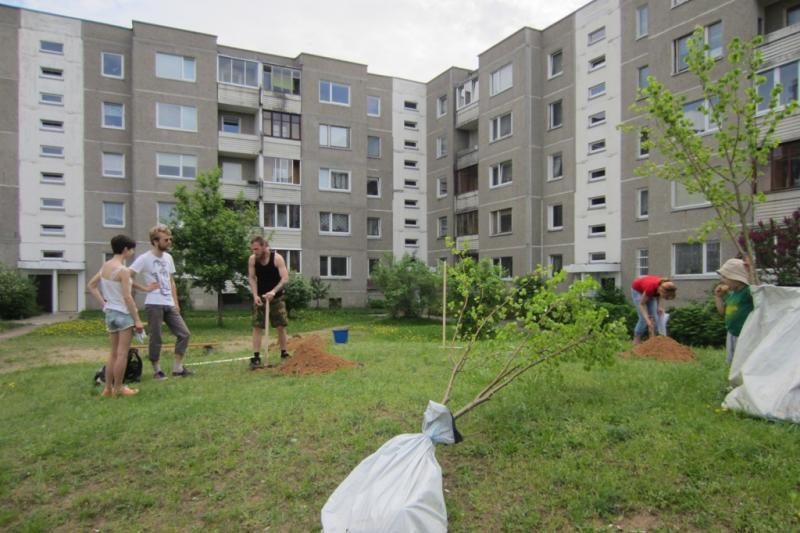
217,291,224,327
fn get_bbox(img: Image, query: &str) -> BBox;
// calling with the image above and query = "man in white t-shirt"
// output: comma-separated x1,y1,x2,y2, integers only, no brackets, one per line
130,224,192,380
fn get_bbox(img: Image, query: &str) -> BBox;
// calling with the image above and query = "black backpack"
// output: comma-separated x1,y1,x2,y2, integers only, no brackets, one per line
93,348,143,385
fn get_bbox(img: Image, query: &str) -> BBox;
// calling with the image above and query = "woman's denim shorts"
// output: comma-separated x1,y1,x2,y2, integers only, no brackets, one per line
104,309,134,333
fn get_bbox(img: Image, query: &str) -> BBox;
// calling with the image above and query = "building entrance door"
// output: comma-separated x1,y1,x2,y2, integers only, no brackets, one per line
58,273,78,312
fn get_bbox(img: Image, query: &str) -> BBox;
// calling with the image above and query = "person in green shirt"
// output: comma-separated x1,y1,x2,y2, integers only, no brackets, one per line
714,258,754,364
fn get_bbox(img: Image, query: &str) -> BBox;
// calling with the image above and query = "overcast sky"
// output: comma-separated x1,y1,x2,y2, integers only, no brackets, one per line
10,0,592,81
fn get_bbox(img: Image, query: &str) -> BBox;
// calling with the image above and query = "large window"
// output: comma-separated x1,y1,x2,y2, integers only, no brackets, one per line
157,153,197,179
637,249,649,276
493,257,513,278
490,112,512,142
319,124,351,149
218,55,259,87
637,65,650,91
490,208,512,235
437,95,448,117
637,188,649,219
682,98,718,134
274,249,302,273
549,152,563,180
770,140,800,190
102,152,125,178
263,64,300,94
156,53,195,81
103,201,125,228
490,64,513,96
320,256,350,278
435,136,447,158
156,103,197,131
455,210,479,236
102,52,124,79
367,217,381,238
456,78,479,109
265,157,301,185
757,61,799,112
548,100,563,129
319,80,351,106
367,95,381,117
102,102,124,129
549,50,563,78
437,216,448,238
636,5,649,38
264,111,301,140
367,176,381,197
437,176,448,198
548,204,563,230
549,254,563,274
319,212,350,234
368,136,382,158
674,241,720,276
456,165,478,195
264,203,301,229
490,160,512,188
157,202,176,224
674,21,722,73
319,168,350,192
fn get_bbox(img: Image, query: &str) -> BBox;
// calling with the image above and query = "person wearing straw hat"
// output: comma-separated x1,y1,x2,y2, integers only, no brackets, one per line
247,236,290,369
631,275,677,344
714,258,754,364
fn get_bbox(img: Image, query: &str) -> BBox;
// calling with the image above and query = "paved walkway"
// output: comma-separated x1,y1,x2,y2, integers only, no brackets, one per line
0,312,78,342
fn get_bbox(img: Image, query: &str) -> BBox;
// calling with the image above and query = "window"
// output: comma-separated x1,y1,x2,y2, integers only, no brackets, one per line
789,6,800,25
404,160,418,169
102,52,124,78
102,152,125,178
589,168,606,181
456,165,478,194
157,202,176,224
320,256,350,278
682,98,718,134
156,103,197,131
548,100,563,129
367,95,381,117
40,67,63,79
264,203,301,229
588,27,606,45
589,196,606,209
404,179,418,188
41,224,65,236
435,136,447,158
40,119,64,132
319,124,351,149
103,201,125,228
589,224,606,236
405,239,418,248
637,249,649,276
40,92,63,105
589,55,606,71
367,217,381,238
672,182,709,209
675,22,722,73
549,153,563,180
42,250,64,259
264,111,301,140
637,188,649,219
102,102,124,129
263,64,301,95
319,80,351,106
40,40,63,54
437,176,448,198
319,168,350,192
157,153,197,179
404,120,418,129
404,139,418,150
437,95,448,117
490,160,512,188
367,176,380,197
437,216,448,238
548,204,563,230
589,111,606,127
404,218,418,228
588,82,606,99
455,210,478,236
221,115,241,134
491,257,512,278
156,53,195,81
770,140,800,191
490,112,512,142
265,157,301,185
549,50,563,78
637,65,650,91
274,249,302,273
589,252,607,262
638,129,650,158
41,172,64,184
319,212,350,234
549,254,563,274
404,199,419,208
40,145,64,158
368,136,382,158
674,241,720,276
490,63,513,96
40,197,64,211
456,78,479,109
636,5,649,38
404,100,418,111
757,61,799,112
589,139,606,153
218,55,259,87
221,161,242,181
671,0,690,6
490,208,512,235
368,258,380,276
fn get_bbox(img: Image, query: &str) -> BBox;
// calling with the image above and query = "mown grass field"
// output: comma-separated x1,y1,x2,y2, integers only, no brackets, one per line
0,309,798,532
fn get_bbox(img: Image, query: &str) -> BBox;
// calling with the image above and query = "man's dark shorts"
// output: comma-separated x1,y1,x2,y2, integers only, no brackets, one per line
253,296,288,328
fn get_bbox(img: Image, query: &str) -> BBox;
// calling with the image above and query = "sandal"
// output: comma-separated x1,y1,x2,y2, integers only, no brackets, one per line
114,386,139,397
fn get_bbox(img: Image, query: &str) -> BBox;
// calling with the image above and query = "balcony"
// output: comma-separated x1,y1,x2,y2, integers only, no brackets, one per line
220,180,259,201
455,77,479,129
455,190,479,212
456,101,479,129
218,132,260,158
455,235,478,250
218,84,259,111
760,21,800,67
262,91,302,114
456,145,479,169
755,188,800,223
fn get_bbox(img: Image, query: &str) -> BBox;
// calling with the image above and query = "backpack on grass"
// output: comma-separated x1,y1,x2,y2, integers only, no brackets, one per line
93,348,143,385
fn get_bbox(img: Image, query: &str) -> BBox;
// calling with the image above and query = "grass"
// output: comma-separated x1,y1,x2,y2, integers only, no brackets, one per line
0,310,799,531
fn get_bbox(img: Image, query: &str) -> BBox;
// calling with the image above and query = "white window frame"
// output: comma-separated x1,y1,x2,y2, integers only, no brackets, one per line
404,218,419,228
319,80,351,106
437,176,448,198
490,160,512,188
157,202,177,224
672,182,710,210
40,67,63,80
588,223,607,237
435,135,447,158
637,249,649,276
42,250,64,260
548,100,563,129
493,257,513,279
404,179,418,189
320,255,351,279
588,195,606,210
672,241,720,278
589,252,607,263
682,98,719,134
456,78,479,109
319,211,351,235
549,50,563,79
102,102,124,129
367,216,382,239
156,152,197,180
156,102,197,132
588,26,606,45
404,199,419,208
403,120,418,130
490,63,513,96
40,92,64,106
319,168,351,192
637,188,649,219
636,5,649,39
404,139,418,150
40,40,63,54
217,55,259,87
437,94,448,117
437,216,448,238
589,167,606,182
221,115,241,134
102,201,126,228
367,176,381,198
41,172,64,184
404,160,419,169
589,55,606,71
490,208,513,236
367,95,381,117
671,0,690,7
588,82,606,99
548,152,563,181
404,100,419,111
264,203,301,230
40,145,64,158
489,112,512,142
368,135,382,158
548,204,564,231
588,139,606,154
589,111,606,127
101,52,124,79
674,21,722,74
40,197,64,211
40,119,64,133
102,152,125,178
319,124,351,149
41,224,65,236
156,52,196,82
548,254,563,274
638,130,650,158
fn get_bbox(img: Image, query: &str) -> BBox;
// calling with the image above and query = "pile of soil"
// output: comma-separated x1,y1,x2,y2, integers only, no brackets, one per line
627,336,695,362
277,334,357,375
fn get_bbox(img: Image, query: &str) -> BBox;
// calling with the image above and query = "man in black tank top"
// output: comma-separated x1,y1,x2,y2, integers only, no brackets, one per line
247,236,290,369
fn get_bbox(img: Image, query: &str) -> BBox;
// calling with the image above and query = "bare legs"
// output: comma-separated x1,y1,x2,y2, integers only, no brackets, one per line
104,328,138,396
251,326,288,363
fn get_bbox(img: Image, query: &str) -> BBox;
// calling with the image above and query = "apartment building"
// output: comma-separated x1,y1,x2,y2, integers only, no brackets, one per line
1,1,799,312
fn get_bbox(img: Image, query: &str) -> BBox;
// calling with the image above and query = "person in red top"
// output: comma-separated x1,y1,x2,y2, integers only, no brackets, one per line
631,275,677,344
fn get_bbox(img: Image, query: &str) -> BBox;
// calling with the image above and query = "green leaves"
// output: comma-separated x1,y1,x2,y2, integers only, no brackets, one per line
371,255,439,319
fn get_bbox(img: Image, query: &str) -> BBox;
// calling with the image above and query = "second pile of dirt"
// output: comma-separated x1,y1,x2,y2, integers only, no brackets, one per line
278,334,358,375
627,336,695,362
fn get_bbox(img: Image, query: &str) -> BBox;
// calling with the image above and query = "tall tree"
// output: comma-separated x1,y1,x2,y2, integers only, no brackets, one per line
630,30,797,284
170,168,258,326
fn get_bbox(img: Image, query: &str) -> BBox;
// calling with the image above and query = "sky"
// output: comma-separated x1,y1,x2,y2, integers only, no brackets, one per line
9,0,592,81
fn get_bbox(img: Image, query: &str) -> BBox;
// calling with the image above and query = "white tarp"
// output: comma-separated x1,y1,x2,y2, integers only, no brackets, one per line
723,285,800,423
321,401,456,533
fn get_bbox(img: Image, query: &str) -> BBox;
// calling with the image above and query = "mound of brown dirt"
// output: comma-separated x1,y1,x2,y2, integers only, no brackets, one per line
278,334,357,375
627,336,695,362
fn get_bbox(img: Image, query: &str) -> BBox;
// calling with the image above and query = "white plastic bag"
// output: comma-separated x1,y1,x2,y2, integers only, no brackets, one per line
321,401,457,533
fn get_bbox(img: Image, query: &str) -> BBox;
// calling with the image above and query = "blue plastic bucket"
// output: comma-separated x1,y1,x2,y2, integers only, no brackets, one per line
332,328,349,344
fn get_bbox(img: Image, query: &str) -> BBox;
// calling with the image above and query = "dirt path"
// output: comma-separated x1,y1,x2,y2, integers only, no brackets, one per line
0,312,78,342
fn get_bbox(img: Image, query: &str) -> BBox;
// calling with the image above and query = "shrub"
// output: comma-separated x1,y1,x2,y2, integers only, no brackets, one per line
309,276,331,308
447,253,510,338
597,302,638,337
667,299,726,347
0,265,39,319
284,272,312,317
372,254,439,318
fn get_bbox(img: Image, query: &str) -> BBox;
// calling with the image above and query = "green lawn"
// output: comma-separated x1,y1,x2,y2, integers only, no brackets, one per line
0,310,798,531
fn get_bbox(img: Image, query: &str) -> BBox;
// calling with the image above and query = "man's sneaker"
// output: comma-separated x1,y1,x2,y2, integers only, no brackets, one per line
172,367,194,377
280,350,290,359
249,356,264,370
153,370,168,381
